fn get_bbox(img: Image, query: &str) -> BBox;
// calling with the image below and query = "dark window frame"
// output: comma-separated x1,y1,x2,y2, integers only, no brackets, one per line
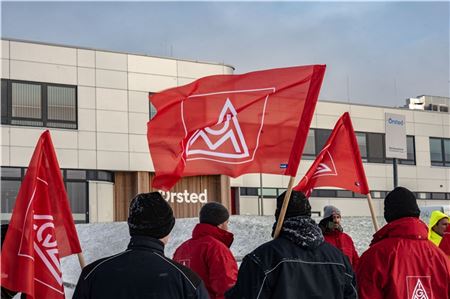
1,79,78,129
430,137,450,167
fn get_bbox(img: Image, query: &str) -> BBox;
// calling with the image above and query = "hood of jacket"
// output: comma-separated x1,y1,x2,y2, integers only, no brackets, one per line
279,216,324,249
192,223,234,248
370,217,427,246
428,210,449,246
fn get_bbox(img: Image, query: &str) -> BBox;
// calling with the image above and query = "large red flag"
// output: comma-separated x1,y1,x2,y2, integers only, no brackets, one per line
294,112,369,196
1,130,82,299
148,65,326,190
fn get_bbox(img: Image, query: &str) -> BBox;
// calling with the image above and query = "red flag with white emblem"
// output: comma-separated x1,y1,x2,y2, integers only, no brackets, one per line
147,65,326,190
1,130,82,299
294,112,369,197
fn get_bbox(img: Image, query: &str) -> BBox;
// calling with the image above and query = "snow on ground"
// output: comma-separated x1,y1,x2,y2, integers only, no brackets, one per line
60,215,385,298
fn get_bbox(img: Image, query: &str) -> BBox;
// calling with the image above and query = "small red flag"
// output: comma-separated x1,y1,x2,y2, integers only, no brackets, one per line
294,112,369,196
1,130,82,299
147,65,326,190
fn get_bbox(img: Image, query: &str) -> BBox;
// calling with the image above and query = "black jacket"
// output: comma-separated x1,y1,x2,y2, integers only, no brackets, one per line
73,236,209,299
225,217,357,299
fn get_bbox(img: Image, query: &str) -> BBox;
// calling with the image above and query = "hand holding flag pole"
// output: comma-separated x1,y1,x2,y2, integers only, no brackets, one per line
293,112,379,232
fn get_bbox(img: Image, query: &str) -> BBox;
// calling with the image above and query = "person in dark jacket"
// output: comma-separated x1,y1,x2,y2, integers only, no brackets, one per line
174,202,237,299
356,187,450,299
73,192,209,299
225,191,357,299
319,205,359,268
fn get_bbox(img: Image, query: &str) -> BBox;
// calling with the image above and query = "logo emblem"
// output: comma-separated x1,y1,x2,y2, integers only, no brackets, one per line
312,148,338,179
407,276,432,299
181,88,275,164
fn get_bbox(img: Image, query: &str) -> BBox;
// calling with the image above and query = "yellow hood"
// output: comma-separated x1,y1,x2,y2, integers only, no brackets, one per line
428,210,449,246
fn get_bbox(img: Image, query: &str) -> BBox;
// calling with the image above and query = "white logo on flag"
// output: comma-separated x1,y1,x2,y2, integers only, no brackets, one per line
312,149,338,178
411,279,429,299
186,98,249,159
181,88,275,165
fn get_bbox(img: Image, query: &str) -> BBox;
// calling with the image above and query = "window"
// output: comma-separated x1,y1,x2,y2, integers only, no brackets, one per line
430,137,450,166
398,136,416,165
315,129,331,154
302,129,315,159
1,79,77,129
148,93,157,120
367,133,385,163
355,132,367,161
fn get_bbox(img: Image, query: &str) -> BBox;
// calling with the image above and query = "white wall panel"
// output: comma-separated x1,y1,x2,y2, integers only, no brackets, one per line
55,148,78,168
78,86,96,109
1,127,10,146
350,105,384,120
78,150,97,169
51,130,78,149
2,59,9,78
96,88,128,111
418,179,447,192
97,151,129,170
96,182,114,222
1,40,9,59
128,72,177,92
96,69,127,89
78,109,96,131
177,77,195,86
129,134,148,153
414,123,443,137
10,41,76,65
128,112,148,134
413,110,444,125
351,117,384,133
10,127,42,147
78,131,96,150
97,132,128,151
77,49,95,68
96,51,127,71
316,101,350,116
128,91,149,113
128,55,177,76
1,146,10,166
10,60,77,85
129,152,152,171
177,60,225,78
10,146,34,166
96,110,128,133
77,67,95,86
315,114,341,129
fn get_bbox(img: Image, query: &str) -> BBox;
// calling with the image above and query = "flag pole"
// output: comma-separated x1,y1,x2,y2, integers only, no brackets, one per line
77,252,86,269
273,176,296,239
366,192,379,231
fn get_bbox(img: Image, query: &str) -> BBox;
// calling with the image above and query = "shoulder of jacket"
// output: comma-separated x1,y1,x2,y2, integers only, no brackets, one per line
81,250,131,280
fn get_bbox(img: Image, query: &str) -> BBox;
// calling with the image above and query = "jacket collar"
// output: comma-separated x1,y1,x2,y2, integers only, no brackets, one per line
192,223,234,247
370,217,428,246
127,235,165,254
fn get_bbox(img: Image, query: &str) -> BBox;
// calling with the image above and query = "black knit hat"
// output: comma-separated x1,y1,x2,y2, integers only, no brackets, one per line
199,202,230,226
128,192,175,239
384,186,420,223
275,190,311,220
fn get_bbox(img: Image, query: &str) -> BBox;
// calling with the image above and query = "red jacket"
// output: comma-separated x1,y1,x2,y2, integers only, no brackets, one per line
173,223,238,299
323,231,359,268
439,225,450,256
356,217,450,299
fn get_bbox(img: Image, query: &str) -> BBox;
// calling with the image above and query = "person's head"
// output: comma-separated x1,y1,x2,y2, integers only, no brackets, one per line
384,186,420,223
199,202,230,231
127,192,175,244
323,205,341,225
430,210,450,237
275,190,311,221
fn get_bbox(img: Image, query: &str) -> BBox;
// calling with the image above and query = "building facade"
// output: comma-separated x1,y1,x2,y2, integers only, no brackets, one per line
1,39,449,223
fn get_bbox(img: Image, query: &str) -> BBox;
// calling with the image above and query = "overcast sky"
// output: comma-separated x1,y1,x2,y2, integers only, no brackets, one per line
1,1,449,107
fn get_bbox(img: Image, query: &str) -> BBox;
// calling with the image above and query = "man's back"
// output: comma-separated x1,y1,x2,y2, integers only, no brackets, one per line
226,217,357,299
357,217,450,299
73,236,208,299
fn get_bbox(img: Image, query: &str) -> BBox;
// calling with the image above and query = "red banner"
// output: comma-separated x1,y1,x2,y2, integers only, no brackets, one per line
294,112,369,196
1,130,82,299
148,65,326,190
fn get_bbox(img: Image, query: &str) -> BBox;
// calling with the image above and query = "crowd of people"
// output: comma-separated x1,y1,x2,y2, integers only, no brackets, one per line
68,186,450,299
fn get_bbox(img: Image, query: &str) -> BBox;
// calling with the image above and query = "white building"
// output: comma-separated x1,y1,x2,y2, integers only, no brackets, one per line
1,39,449,223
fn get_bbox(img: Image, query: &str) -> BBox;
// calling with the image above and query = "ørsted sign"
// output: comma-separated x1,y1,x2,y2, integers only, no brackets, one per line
385,112,407,159
159,189,208,204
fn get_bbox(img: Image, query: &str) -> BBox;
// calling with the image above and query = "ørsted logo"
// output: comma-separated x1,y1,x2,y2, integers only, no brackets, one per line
159,189,208,204
388,117,404,126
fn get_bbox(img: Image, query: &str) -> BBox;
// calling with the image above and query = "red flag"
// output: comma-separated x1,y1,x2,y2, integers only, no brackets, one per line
1,130,82,299
147,65,326,190
294,112,369,196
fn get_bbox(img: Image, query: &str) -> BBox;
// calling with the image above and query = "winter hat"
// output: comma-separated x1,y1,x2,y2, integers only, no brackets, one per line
128,192,175,239
384,186,420,223
323,205,341,219
199,202,230,226
275,190,311,220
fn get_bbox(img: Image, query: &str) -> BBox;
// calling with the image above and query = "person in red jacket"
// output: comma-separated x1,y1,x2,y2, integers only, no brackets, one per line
439,225,450,256
319,205,359,268
173,202,238,299
357,187,450,299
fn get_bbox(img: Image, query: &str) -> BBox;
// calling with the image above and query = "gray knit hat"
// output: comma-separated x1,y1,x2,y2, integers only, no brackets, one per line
323,205,341,219
199,202,230,226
